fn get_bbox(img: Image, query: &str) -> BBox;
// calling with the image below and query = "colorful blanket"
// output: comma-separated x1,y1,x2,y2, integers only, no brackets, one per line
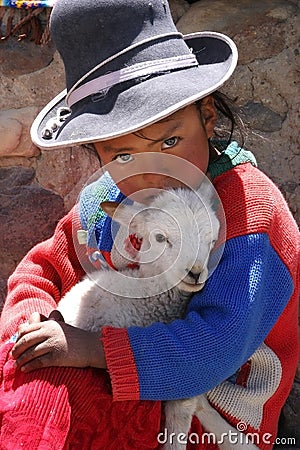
0,0,54,7
0,1,52,43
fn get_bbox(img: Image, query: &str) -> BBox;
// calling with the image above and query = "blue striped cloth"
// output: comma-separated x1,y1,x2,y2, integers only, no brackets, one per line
1,1,55,7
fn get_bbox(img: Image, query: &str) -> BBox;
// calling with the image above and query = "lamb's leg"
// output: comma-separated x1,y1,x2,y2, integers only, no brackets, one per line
162,398,197,450
195,395,259,450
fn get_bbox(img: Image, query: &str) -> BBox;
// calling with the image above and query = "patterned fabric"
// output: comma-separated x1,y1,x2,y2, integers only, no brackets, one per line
0,0,55,7
79,171,125,251
0,342,161,449
208,142,257,179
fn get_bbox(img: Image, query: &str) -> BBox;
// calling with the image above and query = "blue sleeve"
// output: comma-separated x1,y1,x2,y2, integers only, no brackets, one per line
127,233,294,400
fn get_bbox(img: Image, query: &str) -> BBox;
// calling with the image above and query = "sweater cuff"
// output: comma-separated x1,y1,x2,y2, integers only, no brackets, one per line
101,326,140,401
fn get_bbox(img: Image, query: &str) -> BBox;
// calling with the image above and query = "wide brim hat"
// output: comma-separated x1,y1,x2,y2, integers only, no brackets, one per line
31,0,238,150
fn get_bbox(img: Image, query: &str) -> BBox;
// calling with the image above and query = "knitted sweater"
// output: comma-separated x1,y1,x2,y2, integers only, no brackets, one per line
0,142,299,448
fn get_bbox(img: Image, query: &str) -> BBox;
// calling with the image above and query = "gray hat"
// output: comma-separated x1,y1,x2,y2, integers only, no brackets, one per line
31,0,238,149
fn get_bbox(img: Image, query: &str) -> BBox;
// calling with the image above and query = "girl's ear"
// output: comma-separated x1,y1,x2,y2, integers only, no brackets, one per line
199,96,217,139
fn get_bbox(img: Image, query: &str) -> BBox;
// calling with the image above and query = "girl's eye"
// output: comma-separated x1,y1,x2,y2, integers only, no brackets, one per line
162,136,179,149
114,154,134,163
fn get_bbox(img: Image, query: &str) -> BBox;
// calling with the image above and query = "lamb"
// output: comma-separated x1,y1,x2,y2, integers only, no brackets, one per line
57,180,258,450
58,180,219,328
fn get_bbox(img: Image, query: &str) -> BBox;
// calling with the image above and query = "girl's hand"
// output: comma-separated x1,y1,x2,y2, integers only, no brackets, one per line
11,311,106,373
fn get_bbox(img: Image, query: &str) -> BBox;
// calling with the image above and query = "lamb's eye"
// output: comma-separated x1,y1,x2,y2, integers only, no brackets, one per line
155,233,166,243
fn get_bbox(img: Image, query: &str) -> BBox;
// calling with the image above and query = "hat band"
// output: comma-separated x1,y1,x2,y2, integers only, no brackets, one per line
67,54,198,107
66,31,185,106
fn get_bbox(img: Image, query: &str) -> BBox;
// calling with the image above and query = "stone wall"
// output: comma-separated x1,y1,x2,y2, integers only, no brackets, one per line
0,0,299,443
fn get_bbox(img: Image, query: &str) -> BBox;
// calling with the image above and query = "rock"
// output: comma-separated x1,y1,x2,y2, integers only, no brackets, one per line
241,102,284,132
0,182,64,258
169,0,190,23
0,165,35,189
36,145,100,211
0,51,65,110
0,39,55,77
0,117,22,154
0,108,40,158
250,50,299,116
0,278,8,313
0,166,65,310
176,0,297,64
220,65,254,105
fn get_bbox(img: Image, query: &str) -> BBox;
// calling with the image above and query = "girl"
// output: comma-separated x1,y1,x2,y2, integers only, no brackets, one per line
0,0,299,448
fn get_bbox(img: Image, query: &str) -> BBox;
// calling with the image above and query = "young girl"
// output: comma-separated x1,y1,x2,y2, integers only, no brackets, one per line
0,0,299,448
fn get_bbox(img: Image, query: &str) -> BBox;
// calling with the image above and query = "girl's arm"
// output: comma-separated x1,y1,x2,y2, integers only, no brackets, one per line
101,165,300,401
102,231,298,401
0,207,85,343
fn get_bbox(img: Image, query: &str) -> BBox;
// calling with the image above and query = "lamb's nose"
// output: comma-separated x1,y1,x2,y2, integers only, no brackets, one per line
187,268,202,283
187,271,200,283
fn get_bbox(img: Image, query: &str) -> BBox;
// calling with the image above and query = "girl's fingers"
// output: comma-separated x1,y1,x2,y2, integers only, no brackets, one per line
11,328,45,359
17,322,41,338
28,311,48,323
17,351,53,373
28,311,42,324
13,341,50,371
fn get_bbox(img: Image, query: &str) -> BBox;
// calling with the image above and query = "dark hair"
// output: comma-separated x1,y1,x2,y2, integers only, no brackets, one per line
210,91,245,151
82,142,101,162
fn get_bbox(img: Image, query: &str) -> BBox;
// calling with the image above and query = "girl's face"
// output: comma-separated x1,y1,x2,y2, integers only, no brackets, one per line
94,96,217,203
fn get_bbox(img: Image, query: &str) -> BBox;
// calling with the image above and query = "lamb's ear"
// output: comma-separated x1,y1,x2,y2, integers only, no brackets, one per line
197,179,214,201
100,201,121,219
100,201,142,229
197,180,219,211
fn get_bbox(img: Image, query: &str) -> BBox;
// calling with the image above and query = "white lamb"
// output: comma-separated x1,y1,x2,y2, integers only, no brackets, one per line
57,181,258,450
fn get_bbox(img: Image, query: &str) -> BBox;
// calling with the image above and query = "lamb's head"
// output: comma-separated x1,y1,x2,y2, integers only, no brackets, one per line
101,184,220,293
143,184,221,293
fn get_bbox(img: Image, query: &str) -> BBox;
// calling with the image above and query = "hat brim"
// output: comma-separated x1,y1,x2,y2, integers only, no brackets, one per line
31,32,238,149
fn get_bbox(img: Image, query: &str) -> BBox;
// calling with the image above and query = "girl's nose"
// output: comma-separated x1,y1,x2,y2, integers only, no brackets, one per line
141,173,165,187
